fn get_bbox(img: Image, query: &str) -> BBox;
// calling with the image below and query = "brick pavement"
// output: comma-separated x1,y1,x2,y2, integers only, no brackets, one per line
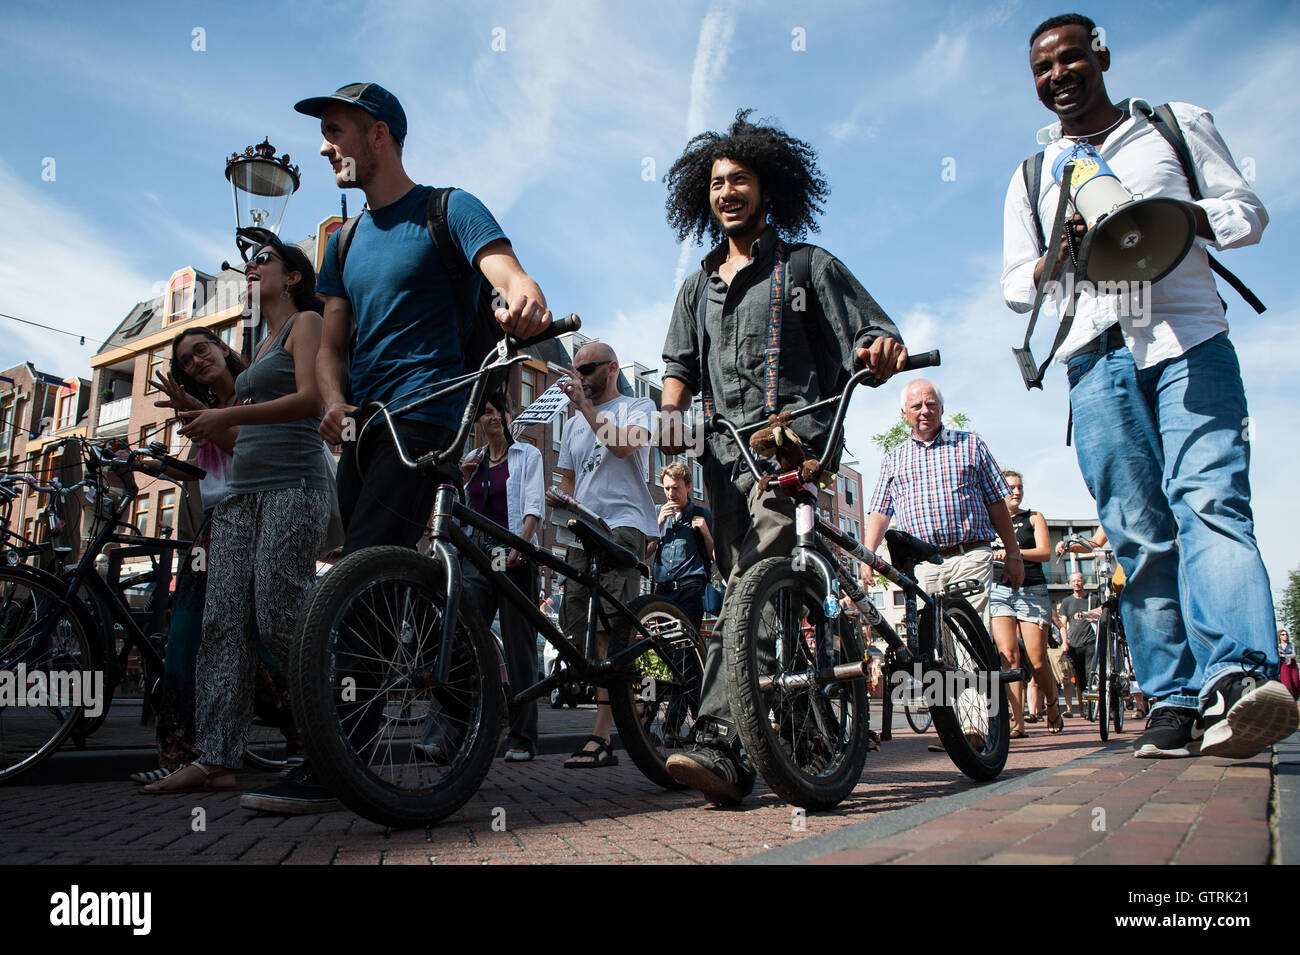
0,709,1166,865
2,708,1290,864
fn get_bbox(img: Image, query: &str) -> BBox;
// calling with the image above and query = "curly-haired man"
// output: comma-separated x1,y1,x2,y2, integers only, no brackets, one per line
658,110,908,804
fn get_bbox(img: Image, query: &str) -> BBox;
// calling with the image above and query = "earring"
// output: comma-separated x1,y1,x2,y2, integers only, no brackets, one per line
280,287,291,302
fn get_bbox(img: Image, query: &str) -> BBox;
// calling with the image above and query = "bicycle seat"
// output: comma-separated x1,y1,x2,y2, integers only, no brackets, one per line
566,518,647,576
884,529,941,575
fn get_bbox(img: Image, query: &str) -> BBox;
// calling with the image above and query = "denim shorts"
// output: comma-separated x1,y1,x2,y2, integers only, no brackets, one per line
989,583,1051,625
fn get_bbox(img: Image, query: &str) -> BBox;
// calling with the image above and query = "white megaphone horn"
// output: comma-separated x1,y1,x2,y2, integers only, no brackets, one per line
1053,144,1196,285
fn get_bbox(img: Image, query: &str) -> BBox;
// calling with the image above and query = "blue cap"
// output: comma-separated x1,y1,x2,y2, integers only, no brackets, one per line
294,83,407,146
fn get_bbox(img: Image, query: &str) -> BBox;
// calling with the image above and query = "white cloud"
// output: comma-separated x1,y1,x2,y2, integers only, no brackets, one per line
0,163,154,379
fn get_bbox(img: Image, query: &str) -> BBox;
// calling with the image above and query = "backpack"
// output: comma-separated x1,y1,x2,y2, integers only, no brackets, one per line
334,186,507,410
1019,102,1264,314
691,242,847,470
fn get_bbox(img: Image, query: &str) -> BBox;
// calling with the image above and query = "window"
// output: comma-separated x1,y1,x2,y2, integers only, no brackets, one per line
692,460,704,499
219,322,241,351
551,414,563,451
844,478,855,505
121,307,154,339
652,448,666,486
0,399,11,450
157,489,176,534
56,391,75,430
520,367,537,410
165,270,194,324
893,591,906,607
551,471,562,487
24,518,35,543
130,495,150,536
166,420,183,454
144,349,167,394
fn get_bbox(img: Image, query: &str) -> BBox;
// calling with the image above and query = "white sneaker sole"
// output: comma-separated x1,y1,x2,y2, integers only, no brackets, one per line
1200,681,1300,759
1134,740,1199,759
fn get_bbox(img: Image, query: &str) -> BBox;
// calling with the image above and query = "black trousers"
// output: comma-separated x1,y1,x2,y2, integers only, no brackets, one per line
464,553,539,752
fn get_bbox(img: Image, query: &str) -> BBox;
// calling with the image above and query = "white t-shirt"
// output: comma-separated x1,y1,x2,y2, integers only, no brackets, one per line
557,394,659,539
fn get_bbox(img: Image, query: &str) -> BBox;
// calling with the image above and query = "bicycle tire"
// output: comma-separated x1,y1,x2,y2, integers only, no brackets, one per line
607,594,705,789
1096,610,1110,742
724,556,868,811
904,698,933,733
290,546,504,829
0,568,103,782
921,596,1009,781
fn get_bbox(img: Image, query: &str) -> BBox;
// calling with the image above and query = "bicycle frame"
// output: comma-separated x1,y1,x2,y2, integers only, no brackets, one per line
423,484,696,706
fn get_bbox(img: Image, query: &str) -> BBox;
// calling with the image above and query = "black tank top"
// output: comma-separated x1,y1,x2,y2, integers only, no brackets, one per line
1010,510,1045,586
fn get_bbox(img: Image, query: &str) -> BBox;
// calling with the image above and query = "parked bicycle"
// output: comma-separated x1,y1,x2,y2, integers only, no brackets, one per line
707,354,1014,810
291,315,708,829
1059,534,1133,740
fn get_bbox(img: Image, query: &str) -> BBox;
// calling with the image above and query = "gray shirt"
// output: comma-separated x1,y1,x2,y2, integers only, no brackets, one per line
662,228,902,472
227,315,331,496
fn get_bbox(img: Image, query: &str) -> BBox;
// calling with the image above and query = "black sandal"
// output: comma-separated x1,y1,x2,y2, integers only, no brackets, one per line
564,735,618,769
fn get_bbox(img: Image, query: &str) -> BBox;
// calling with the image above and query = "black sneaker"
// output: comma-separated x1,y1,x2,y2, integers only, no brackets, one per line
1200,662,1300,759
1133,706,1200,758
665,745,755,806
240,764,343,815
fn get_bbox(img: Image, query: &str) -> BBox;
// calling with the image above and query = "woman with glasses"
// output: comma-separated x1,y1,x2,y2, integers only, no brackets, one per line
143,237,332,796
128,326,246,784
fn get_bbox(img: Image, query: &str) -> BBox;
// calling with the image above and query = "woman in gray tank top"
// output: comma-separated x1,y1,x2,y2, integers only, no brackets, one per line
144,235,332,796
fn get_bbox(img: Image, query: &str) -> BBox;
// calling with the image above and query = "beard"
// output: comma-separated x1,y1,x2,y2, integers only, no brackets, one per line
715,202,766,239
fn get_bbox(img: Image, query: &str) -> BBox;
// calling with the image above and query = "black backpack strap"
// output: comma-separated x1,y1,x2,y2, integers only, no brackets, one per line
1135,102,1265,314
787,243,846,470
1012,160,1083,390
335,214,361,276
694,271,713,420
424,187,507,417
1022,152,1047,256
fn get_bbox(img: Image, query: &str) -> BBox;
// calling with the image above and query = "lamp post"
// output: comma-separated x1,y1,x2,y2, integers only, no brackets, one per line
224,137,300,260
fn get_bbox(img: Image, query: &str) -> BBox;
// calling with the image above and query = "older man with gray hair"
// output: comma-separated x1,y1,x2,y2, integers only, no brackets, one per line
862,379,1023,617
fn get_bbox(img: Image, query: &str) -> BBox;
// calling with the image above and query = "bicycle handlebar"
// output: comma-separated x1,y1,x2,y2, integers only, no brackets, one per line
370,314,582,473
710,347,942,484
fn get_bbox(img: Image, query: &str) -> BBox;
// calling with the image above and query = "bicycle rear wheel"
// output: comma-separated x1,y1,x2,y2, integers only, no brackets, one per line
725,557,868,810
0,569,102,782
607,595,705,789
291,547,504,828
1096,611,1110,742
922,596,1009,781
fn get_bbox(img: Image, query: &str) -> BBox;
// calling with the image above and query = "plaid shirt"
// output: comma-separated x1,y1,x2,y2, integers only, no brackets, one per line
867,427,1010,550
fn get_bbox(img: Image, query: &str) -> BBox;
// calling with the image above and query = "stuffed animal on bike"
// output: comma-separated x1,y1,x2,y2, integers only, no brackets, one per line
748,411,828,490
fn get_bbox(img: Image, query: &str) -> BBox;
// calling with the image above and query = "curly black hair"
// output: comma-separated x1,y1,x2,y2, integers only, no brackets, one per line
663,109,828,246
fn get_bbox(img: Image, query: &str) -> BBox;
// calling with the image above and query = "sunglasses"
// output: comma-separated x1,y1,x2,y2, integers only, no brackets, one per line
249,247,283,267
575,360,610,376
176,339,220,371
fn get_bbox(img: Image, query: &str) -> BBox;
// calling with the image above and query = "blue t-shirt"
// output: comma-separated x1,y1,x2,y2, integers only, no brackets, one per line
653,503,714,584
317,185,508,424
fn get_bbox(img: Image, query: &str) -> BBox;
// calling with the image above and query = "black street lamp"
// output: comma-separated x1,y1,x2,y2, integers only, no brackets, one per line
224,138,300,260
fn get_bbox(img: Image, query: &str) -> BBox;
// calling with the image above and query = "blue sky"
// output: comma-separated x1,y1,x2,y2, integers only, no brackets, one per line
1,0,1297,601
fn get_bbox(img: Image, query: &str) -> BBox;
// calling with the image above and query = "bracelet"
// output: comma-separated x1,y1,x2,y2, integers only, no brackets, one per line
1005,555,1024,561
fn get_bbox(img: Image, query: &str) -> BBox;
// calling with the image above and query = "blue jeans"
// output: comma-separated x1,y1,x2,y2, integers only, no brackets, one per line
1067,332,1276,712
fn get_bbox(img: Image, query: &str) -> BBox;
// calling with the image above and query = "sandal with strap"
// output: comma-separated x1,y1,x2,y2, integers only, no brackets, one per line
140,761,236,794
564,735,618,769
1046,700,1064,735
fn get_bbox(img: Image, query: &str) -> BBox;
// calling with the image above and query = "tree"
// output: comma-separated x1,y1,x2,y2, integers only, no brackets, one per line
1279,566,1300,635
871,411,970,453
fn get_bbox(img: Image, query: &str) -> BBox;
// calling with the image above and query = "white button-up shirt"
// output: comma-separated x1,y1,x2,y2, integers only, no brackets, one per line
1001,98,1267,369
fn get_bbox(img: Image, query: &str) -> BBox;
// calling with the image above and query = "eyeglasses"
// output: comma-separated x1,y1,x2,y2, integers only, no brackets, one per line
575,360,610,376
176,340,218,371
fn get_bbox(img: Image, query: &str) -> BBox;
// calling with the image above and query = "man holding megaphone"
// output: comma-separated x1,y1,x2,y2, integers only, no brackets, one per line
1001,14,1295,762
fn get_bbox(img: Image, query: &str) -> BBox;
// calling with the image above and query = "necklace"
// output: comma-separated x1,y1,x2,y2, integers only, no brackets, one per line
1062,109,1127,143
487,447,508,465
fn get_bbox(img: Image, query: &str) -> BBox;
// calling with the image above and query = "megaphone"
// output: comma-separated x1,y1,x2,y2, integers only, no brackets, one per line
1052,144,1196,285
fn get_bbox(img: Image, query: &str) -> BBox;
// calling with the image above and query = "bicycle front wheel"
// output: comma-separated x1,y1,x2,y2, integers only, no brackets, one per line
291,546,504,829
607,594,705,789
0,569,102,782
725,557,868,811
921,597,1009,781
1096,611,1110,742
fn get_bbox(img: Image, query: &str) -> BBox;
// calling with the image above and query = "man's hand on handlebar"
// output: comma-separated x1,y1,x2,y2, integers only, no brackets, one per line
495,293,551,342
856,338,908,382
320,401,358,445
